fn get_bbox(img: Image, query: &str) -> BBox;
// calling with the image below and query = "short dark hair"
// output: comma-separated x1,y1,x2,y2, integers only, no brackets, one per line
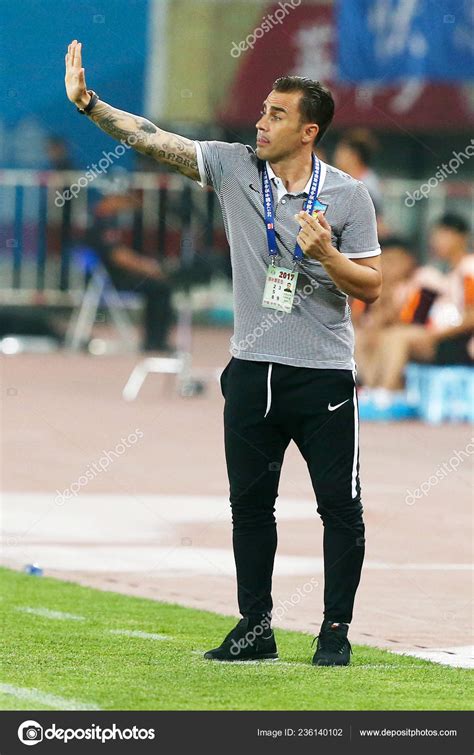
382,235,412,252
338,129,378,166
272,75,335,145
435,212,470,234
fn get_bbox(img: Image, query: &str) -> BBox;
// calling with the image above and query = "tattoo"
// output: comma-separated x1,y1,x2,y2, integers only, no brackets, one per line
88,102,199,180
139,120,158,134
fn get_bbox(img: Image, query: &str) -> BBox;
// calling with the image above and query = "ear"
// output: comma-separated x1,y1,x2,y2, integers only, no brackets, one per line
302,123,319,145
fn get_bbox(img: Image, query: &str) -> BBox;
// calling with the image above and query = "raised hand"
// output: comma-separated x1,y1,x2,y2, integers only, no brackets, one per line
62,43,200,180
65,40,90,108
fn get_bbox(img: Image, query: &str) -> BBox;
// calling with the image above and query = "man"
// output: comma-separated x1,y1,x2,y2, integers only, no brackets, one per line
65,40,382,666
427,213,474,365
333,129,387,237
88,191,174,352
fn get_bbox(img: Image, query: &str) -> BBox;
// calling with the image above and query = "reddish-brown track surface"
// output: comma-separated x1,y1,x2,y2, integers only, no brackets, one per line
1,327,472,659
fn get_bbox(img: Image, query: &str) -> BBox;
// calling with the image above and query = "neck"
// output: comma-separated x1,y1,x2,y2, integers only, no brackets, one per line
269,151,314,193
351,162,367,180
449,244,467,268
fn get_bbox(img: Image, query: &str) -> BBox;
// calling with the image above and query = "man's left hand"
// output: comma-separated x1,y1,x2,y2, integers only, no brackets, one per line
295,210,335,262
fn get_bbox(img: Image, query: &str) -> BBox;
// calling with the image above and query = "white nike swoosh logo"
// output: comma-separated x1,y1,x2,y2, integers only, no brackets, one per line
328,399,350,412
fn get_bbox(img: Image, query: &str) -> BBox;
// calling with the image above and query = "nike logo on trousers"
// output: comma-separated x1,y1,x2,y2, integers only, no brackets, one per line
328,399,350,411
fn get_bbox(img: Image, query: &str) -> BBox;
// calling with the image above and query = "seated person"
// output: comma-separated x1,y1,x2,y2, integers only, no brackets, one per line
89,193,174,352
425,214,474,365
364,213,473,391
353,237,418,386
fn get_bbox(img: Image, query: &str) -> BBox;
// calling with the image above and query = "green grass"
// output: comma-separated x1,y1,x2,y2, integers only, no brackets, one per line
0,567,471,711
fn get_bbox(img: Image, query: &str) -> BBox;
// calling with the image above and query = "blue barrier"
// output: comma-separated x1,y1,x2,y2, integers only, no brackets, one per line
358,389,418,422
405,364,474,424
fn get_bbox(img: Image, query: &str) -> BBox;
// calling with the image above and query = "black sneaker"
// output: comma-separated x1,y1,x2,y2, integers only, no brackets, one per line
312,620,352,666
203,618,278,662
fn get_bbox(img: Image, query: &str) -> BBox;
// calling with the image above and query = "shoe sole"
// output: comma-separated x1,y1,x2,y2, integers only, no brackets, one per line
204,653,279,662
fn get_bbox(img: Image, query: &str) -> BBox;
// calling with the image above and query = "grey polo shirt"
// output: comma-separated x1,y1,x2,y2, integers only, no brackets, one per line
195,140,380,370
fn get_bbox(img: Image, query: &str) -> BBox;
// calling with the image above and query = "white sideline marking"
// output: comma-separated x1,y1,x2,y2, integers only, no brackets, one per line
0,683,100,710
108,629,169,641
356,664,426,669
394,645,474,670
17,606,85,621
191,651,445,670
191,651,301,667
202,658,280,665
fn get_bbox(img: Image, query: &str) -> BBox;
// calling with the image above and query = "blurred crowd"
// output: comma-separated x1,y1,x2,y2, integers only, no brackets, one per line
1,130,473,403
352,214,473,393
326,129,473,408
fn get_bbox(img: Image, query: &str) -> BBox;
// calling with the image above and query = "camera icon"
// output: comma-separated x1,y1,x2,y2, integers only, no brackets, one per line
18,720,43,746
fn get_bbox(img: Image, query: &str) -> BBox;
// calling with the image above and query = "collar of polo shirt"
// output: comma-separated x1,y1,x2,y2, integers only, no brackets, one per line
265,161,313,203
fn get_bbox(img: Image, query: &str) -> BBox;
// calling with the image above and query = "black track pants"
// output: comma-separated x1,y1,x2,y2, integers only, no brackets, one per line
221,357,365,625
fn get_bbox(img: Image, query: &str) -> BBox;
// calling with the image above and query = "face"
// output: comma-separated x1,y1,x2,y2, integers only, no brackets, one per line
430,226,464,261
333,143,357,174
255,89,317,162
381,248,415,282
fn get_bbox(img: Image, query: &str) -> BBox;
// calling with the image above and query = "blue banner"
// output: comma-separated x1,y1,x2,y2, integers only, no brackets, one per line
337,0,474,83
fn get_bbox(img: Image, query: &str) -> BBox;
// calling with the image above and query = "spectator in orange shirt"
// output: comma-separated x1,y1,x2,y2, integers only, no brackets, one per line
365,214,473,391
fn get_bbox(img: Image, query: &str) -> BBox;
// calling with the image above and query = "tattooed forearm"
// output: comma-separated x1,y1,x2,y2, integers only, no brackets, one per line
87,101,200,180
154,135,200,178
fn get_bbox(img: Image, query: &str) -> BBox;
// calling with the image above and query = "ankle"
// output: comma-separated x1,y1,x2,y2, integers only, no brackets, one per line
323,619,349,630
245,613,272,631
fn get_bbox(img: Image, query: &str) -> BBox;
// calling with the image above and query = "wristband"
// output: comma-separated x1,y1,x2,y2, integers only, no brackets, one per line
76,90,99,115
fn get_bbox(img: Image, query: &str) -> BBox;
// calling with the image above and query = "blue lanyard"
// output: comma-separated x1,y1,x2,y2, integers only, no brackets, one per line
262,153,321,262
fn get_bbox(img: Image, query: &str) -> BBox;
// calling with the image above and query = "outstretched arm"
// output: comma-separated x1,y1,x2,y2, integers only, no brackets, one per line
65,39,199,181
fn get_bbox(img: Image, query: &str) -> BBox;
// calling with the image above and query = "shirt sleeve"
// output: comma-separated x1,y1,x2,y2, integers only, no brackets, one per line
339,181,381,259
194,140,249,193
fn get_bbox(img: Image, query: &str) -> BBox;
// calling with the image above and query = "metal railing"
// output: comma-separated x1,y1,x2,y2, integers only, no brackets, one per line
0,169,219,302
0,169,472,302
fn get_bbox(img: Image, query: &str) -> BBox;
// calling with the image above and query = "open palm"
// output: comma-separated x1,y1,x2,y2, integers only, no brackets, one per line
65,39,88,106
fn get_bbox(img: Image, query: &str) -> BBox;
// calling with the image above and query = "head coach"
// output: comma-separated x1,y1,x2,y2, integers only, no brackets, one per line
66,40,382,667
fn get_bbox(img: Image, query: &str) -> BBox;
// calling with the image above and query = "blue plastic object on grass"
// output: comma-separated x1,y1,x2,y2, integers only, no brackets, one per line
24,563,43,576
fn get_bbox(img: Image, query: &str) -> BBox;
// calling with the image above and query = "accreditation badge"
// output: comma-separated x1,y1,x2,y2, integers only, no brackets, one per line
262,263,298,314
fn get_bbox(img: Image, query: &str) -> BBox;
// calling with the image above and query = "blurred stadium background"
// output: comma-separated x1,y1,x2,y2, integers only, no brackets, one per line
1,0,473,689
